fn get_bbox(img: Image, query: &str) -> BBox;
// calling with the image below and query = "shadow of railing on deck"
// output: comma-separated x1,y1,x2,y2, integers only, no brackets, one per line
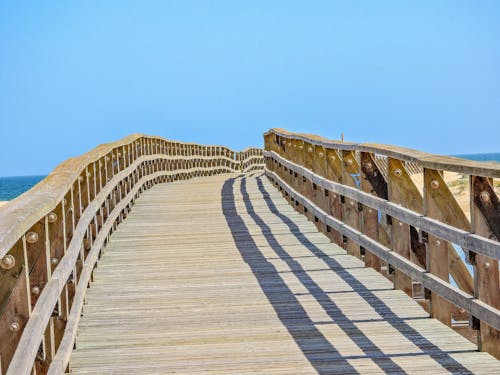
221,175,475,374
251,176,475,374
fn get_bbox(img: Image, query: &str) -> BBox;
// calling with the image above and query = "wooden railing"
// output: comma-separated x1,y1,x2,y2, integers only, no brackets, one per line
264,128,500,359
0,135,263,375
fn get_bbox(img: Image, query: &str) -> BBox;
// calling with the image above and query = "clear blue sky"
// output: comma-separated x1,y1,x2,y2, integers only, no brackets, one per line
1,1,499,177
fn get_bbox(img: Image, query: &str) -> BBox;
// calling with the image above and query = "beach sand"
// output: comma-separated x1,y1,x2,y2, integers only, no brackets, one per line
410,172,500,220
0,201,8,207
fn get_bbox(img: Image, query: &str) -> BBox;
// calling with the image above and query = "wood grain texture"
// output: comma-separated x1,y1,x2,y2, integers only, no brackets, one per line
265,129,500,178
266,169,500,332
68,174,499,374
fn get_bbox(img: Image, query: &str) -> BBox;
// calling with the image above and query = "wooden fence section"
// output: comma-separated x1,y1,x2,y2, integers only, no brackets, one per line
263,128,500,359
0,135,263,375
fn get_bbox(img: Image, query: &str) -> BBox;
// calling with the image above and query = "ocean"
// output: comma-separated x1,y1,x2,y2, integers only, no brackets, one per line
0,175,46,201
453,152,500,163
0,153,499,201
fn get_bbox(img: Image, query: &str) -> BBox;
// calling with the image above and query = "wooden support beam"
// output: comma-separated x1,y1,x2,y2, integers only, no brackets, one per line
471,175,500,358
388,158,415,296
360,152,383,272
341,150,361,259
424,168,452,326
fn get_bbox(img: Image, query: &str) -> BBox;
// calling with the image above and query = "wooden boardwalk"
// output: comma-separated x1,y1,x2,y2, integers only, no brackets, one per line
69,173,499,374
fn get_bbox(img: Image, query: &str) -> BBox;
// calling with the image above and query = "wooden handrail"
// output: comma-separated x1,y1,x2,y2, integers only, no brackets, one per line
0,135,263,375
266,128,500,178
263,128,500,359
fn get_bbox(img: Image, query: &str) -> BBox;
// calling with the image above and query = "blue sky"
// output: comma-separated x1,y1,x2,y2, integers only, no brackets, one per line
0,1,499,176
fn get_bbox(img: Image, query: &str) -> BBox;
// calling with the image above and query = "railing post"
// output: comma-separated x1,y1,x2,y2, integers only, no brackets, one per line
470,175,500,358
423,168,452,326
387,158,415,296
341,150,361,259
325,148,343,246
360,152,384,272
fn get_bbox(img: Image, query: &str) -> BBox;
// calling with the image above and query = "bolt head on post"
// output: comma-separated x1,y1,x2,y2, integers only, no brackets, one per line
430,180,440,189
9,322,20,332
1,255,15,270
47,212,58,223
26,232,39,244
480,191,490,202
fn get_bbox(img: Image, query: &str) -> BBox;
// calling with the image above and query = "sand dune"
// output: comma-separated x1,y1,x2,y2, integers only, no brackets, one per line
410,172,500,220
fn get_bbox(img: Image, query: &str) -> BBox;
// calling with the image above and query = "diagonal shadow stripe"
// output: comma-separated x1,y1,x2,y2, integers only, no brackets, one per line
255,175,475,374
240,177,406,373
221,177,359,374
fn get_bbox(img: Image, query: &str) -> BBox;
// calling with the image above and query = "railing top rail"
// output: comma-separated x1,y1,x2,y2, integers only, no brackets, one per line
266,128,500,178
0,133,261,258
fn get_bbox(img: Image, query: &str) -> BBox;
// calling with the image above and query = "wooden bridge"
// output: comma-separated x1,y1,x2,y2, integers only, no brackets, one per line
0,130,499,374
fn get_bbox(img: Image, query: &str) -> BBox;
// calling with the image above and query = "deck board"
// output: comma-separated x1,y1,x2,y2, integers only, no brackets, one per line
69,173,499,374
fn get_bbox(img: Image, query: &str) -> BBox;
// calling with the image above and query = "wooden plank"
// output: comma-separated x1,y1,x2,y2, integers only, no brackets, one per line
266,128,500,178
66,174,499,374
341,150,361,259
360,152,382,271
267,169,500,332
388,158,414,296
471,175,500,358
265,150,478,292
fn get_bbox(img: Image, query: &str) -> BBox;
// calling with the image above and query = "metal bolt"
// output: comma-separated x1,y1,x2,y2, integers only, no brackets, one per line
480,191,490,202
399,222,403,227
394,168,402,177
47,212,58,224
26,232,39,244
51,257,59,266
434,240,441,246
368,209,373,213
346,159,353,166
32,286,40,295
308,147,313,153
299,145,303,150
9,322,20,332
431,180,440,189
318,152,324,157
1,255,15,270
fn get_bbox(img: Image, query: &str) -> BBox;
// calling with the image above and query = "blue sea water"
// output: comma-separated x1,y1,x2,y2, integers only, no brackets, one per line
453,152,500,163
0,153,498,202
0,175,46,201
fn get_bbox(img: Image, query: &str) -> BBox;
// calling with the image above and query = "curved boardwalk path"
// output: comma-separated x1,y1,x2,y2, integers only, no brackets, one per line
69,173,499,374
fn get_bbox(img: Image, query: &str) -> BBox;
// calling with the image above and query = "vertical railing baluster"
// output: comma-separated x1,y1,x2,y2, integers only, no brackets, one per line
470,175,500,356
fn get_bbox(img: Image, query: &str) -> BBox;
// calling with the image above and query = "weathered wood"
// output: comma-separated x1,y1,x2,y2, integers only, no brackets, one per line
66,174,499,374
360,152,382,271
266,128,500,178
388,158,414,296
471,175,500,358
1,137,264,374
341,150,361,259
266,169,500,332
265,150,478,295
